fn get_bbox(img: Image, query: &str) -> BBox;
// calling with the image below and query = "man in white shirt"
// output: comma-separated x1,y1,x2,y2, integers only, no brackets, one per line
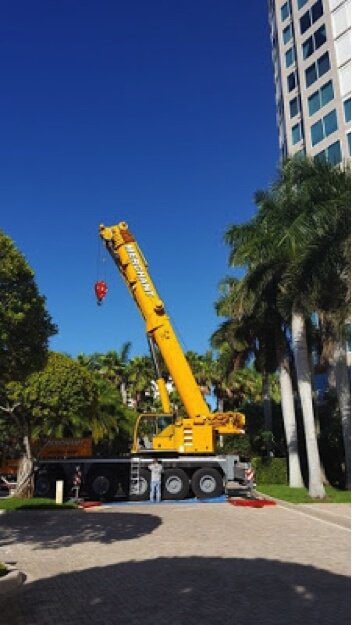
148,458,163,503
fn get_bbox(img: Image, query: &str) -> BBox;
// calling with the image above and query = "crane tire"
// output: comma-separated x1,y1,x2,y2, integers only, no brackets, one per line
162,468,189,500
34,469,65,499
130,468,150,501
86,468,118,501
191,467,223,499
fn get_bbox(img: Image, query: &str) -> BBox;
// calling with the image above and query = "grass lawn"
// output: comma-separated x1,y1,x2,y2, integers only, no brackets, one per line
257,484,351,504
0,497,76,511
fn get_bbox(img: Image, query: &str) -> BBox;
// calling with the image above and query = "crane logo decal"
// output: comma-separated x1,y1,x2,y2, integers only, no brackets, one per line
125,244,155,296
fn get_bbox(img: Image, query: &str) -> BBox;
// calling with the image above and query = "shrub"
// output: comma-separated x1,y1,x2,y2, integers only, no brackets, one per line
252,457,287,485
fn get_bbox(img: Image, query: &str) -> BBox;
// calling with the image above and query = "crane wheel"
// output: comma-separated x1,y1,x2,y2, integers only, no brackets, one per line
129,468,150,501
191,467,223,499
162,468,189,500
34,474,55,498
86,468,118,500
34,469,65,499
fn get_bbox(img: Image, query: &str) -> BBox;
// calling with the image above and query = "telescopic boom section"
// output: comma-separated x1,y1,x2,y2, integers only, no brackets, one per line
99,221,211,420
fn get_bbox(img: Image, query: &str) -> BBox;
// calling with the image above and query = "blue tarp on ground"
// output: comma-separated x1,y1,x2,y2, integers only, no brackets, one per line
102,495,227,506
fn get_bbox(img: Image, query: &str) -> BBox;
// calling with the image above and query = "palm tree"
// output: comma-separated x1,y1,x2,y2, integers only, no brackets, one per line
277,158,350,488
126,356,155,411
185,351,213,396
78,343,132,405
226,157,350,495
212,276,280,455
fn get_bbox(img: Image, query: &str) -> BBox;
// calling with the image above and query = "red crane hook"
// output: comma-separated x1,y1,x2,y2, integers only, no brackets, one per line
94,280,108,305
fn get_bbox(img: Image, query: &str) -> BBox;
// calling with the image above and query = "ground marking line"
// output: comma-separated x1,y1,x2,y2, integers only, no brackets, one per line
301,505,350,520
276,503,350,532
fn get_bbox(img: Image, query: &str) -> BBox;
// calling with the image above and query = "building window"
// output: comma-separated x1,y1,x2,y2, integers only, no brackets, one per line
347,133,351,156
300,0,324,35
308,80,334,116
315,140,342,165
305,52,330,88
311,120,324,145
287,71,297,92
311,0,324,23
327,141,342,164
318,51,330,76
300,11,311,34
285,46,296,68
324,109,338,136
281,2,290,21
320,81,334,107
314,24,326,49
303,25,326,59
283,24,293,44
303,36,314,59
292,122,303,144
290,96,299,118
305,25,327,60
306,64,317,88
344,98,351,123
311,109,338,146
297,0,308,9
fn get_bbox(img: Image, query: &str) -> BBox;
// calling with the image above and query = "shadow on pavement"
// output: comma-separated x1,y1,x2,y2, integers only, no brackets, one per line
0,510,161,549
1,556,349,625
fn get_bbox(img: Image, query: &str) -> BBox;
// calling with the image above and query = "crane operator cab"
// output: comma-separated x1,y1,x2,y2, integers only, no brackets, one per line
132,413,176,454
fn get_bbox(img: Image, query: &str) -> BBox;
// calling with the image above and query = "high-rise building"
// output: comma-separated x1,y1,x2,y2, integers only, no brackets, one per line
268,0,351,163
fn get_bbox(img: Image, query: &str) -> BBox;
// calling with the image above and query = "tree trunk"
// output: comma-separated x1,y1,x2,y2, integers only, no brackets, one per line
262,372,273,456
333,341,351,490
15,435,34,498
278,355,304,487
120,381,128,405
291,310,325,498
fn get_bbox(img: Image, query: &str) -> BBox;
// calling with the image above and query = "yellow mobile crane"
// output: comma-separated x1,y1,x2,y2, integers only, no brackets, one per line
31,221,252,502
98,221,253,500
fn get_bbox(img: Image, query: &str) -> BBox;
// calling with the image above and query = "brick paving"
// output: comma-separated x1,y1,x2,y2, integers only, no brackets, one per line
0,502,350,625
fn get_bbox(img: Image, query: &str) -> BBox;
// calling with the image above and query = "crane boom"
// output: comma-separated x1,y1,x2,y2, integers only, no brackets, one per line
99,221,210,419
99,220,245,455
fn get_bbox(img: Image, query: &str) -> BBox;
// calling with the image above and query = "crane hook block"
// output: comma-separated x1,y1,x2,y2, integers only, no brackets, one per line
94,280,108,305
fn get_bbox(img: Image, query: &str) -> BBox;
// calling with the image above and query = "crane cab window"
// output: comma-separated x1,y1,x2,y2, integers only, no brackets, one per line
137,414,174,450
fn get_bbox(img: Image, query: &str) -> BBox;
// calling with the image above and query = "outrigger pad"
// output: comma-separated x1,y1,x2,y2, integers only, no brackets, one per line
228,498,276,508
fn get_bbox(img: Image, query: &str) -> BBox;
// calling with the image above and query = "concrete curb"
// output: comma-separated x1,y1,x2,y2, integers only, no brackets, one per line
0,566,25,597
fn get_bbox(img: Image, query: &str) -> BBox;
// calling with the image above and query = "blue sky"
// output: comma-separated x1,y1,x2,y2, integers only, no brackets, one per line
1,1,279,358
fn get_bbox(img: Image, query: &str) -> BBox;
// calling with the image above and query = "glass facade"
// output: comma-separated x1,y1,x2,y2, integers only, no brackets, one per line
311,109,338,145
302,25,327,59
283,24,293,44
308,80,334,115
285,47,295,67
305,52,330,87
292,122,303,144
290,96,299,117
315,140,342,164
269,0,351,162
300,0,324,35
288,72,297,91
281,2,290,21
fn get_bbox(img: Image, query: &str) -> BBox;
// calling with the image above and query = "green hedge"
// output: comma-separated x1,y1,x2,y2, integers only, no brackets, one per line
252,457,287,485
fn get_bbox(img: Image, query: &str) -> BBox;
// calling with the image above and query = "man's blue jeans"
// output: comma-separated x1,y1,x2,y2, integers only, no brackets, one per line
150,480,161,502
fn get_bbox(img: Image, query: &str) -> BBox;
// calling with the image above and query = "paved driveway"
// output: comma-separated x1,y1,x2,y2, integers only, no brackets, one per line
0,502,350,625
